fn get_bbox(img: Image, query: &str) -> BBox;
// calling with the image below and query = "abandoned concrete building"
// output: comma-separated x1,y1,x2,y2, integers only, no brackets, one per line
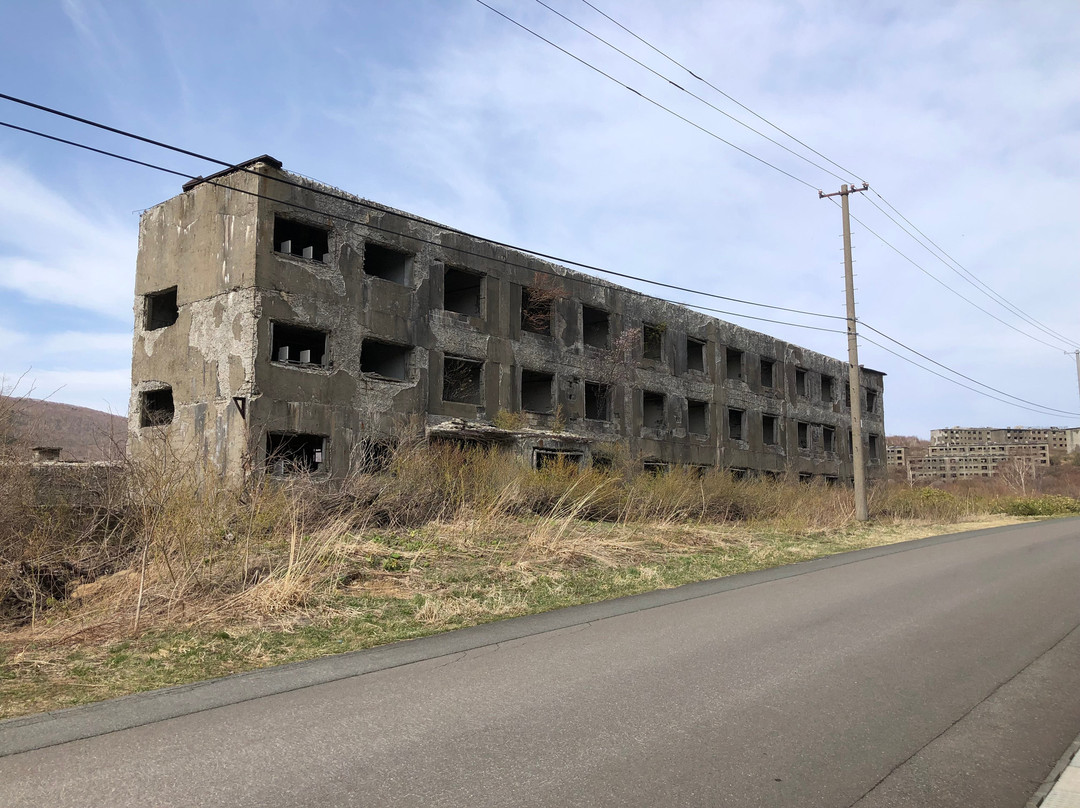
128,156,887,482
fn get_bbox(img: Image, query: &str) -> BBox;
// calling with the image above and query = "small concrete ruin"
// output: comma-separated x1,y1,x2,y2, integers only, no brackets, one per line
128,156,887,482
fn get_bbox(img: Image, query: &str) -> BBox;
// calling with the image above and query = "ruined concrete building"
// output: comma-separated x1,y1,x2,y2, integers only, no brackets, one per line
128,156,887,482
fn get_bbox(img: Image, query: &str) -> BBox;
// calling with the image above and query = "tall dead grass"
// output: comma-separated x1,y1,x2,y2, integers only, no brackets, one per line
3,438,1076,643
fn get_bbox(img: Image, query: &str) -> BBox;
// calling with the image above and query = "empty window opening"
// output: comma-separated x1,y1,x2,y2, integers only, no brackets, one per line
585,382,611,421
274,217,329,262
272,322,327,367
798,473,814,484
868,434,881,459
687,338,706,373
762,414,778,445
642,391,666,430
822,425,836,453
643,323,664,361
534,450,583,471
521,288,553,336
848,429,853,457
760,359,775,388
140,387,174,428
725,348,743,381
443,266,483,316
582,306,610,348
729,467,749,481
821,375,835,403
363,243,411,284
145,287,178,331
266,432,325,475
845,385,851,408
824,475,839,486
795,368,808,397
355,438,396,474
727,408,745,442
866,389,879,413
687,399,708,436
360,340,410,380
442,356,483,405
643,461,670,475
521,370,554,413
798,422,810,450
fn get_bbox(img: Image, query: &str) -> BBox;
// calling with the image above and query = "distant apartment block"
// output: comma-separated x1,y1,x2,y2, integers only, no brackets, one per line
894,424,1079,482
128,156,887,483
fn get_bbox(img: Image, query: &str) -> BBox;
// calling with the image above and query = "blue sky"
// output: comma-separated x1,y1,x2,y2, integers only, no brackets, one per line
1,0,1078,437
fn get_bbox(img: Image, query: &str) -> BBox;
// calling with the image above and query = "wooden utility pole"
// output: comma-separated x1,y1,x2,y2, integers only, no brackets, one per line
819,182,870,521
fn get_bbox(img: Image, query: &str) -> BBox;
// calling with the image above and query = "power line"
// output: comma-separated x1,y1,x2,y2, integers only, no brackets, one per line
530,0,851,186
866,191,1078,348
860,321,1080,417
0,116,845,340
577,0,867,184
827,197,1069,352
860,334,1078,419
0,93,841,322
564,5,1077,351
471,1,820,190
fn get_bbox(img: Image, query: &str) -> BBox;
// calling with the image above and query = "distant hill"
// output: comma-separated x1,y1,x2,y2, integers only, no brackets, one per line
0,396,127,461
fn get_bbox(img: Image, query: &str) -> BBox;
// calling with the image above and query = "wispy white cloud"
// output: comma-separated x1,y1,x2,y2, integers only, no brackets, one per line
0,158,136,318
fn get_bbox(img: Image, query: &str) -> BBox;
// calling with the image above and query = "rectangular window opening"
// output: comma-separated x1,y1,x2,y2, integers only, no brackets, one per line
266,432,326,475
585,382,611,421
687,399,708,436
272,322,328,367
762,414,778,446
760,358,775,388
687,338,706,373
795,368,808,397
868,433,881,459
798,422,810,450
822,425,836,453
521,288,553,336
442,356,483,405
360,339,411,380
582,305,610,349
534,450,583,471
140,387,174,428
866,389,879,413
521,369,554,414
363,242,411,284
725,348,743,381
642,391,666,430
821,375,835,403
643,323,664,361
145,287,178,331
274,217,329,262
443,266,484,316
643,461,670,475
727,408,745,442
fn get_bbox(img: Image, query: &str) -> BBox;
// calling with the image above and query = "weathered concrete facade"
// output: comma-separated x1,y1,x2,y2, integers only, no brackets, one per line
129,156,886,482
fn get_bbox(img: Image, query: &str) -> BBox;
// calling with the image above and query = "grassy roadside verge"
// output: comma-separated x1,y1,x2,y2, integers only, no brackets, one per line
0,512,1035,721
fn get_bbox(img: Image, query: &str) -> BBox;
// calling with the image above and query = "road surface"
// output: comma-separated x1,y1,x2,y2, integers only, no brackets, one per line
2,519,1080,807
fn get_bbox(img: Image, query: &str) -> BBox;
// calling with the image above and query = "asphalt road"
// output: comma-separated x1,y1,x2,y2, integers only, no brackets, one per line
3,519,1080,807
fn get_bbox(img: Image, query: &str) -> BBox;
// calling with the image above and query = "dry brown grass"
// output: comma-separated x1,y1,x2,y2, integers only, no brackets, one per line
1,436,1076,720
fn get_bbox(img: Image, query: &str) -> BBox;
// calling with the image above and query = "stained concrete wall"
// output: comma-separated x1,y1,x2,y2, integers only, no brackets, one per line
129,158,887,483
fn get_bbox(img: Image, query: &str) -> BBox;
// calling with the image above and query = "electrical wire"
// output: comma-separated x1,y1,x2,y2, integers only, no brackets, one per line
0,117,845,339
577,0,867,185
859,321,1080,417
471,1,820,190
822,196,1070,352
860,334,1078,419
567,5,1077,351
0,93,841,322
866,191,1079,348
530,0,852,186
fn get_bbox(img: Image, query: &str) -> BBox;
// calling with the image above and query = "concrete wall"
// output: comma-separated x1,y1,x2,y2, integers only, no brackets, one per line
129,158,887,483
